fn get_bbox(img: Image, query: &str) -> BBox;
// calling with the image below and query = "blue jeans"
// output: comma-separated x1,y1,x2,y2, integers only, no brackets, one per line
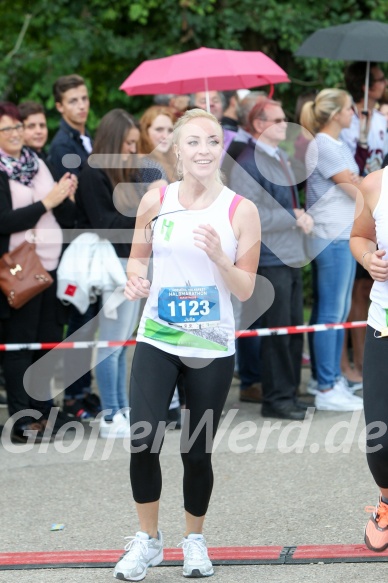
309,238,356,390
95,258,141,418
307,259,318,380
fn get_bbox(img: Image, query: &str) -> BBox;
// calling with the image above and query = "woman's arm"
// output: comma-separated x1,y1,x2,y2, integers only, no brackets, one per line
193,198,261,302
124,188,161,300
313,137,362,200
330,168,362,200
0,171,71,235
349,169,388,281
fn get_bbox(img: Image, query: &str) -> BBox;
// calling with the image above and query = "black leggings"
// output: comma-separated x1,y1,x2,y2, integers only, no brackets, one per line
129,342,234,517
364,325,388,488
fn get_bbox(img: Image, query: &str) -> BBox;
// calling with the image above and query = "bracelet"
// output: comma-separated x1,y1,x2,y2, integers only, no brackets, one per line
362,250,373,268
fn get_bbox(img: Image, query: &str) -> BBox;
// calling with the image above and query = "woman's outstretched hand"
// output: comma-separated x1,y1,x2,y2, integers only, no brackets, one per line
124,275,151,300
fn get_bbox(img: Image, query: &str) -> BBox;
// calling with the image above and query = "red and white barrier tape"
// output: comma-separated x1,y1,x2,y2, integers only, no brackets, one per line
238,320,367,338
0,321,367,351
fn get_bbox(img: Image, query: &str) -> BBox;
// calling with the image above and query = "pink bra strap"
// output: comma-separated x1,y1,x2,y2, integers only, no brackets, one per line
159,185,167,204
229,194,244,224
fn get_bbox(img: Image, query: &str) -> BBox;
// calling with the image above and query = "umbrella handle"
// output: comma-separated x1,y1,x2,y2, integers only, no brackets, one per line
205,78,210,113
268,83,274,98
360,110,370,144
363,62,370,112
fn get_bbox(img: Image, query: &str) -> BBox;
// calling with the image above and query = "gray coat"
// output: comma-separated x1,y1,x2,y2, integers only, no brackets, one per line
229,141,307,268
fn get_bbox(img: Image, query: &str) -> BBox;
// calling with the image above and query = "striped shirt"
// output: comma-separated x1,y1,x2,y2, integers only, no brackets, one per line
305,133,359,240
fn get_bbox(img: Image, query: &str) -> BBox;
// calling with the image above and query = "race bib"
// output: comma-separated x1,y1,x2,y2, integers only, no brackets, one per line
158,286,220,328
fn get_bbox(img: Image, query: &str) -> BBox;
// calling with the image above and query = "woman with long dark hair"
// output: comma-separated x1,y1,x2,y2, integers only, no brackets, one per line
73,108,166,437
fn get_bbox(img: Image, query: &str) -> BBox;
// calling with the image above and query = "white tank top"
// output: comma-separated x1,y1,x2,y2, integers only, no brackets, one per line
137,181,239,358
368,166,388,331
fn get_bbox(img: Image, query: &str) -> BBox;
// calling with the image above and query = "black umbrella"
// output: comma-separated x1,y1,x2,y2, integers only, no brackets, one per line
295,20,388,110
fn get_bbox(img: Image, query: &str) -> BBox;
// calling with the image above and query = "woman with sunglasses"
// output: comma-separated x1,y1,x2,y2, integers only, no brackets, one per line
74,108,166,438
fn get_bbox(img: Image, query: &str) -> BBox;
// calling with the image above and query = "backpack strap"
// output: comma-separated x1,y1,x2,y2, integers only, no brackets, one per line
229,194,244,224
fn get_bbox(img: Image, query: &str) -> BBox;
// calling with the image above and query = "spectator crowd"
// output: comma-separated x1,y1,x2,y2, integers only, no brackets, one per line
0,60,387,443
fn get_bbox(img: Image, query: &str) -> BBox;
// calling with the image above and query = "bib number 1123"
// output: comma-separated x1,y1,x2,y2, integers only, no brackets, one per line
158,285,220,325
167,299,210,318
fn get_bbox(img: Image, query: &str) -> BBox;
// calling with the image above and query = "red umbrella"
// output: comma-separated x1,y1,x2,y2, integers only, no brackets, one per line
120,47,289,98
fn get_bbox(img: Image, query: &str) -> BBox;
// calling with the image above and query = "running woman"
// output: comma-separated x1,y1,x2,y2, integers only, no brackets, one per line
350,165,388,552
113,108,261,581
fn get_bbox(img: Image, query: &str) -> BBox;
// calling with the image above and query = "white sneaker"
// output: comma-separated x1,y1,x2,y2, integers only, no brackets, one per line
99,412,130,438
306,378,318,396
339,375,363,393
336,378,364,403
114,530,163,581
315,384,363,412
179,533,214,578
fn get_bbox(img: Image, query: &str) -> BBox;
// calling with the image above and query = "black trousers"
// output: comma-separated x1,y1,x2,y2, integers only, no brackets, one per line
129,342,234,517
363,325,388,488
258,265,303,407
63,301,100,400
2,270,63,427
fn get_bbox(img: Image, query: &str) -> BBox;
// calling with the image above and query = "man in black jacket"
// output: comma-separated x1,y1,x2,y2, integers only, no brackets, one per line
48,75,97,419
48,74,92,180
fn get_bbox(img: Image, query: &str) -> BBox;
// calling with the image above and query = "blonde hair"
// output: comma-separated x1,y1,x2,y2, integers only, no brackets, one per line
300,88,350,135
173,108,224,183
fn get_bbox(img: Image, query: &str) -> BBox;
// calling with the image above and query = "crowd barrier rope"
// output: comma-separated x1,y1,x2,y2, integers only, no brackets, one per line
0,321,367,351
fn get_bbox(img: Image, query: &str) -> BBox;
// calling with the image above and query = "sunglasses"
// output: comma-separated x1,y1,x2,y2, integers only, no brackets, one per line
260,117,288,124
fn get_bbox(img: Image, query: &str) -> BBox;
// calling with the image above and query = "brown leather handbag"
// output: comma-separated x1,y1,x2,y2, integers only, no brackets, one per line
0,240,53,309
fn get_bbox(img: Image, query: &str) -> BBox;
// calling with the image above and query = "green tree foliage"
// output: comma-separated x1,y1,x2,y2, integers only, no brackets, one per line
1,0,387,131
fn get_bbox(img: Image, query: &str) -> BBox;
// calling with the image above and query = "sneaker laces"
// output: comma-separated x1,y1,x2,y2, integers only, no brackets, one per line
122,535,149,559
334,380,361,401
365,499,388,528
335,378,350,394
178,537,208,561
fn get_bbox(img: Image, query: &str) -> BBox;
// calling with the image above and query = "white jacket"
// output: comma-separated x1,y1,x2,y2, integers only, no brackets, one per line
56,233,127,319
